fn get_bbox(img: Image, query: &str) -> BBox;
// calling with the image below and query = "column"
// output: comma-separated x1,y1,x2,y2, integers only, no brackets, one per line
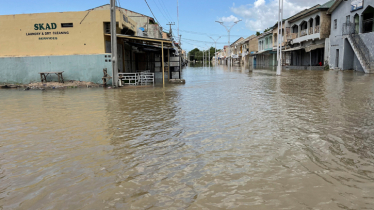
161,42,164,85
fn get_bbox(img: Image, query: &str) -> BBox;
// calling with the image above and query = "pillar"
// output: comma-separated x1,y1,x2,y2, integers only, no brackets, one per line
161,42,164,85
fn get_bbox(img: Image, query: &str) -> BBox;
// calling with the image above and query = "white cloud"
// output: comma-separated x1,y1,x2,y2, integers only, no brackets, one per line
230,0,329,32
218,15,240,23
254,0,265,7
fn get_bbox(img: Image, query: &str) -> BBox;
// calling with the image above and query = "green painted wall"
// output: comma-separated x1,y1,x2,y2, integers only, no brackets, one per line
0,54,112,84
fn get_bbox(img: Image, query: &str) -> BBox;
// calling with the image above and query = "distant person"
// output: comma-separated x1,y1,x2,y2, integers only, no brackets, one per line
319,61,323,66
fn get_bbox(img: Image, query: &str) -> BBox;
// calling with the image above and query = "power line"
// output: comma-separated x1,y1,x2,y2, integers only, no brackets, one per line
172,28,248,37
175,36,227,44
159,0,174,21
144,0,161,25
152,0,171,23
157,0,174,22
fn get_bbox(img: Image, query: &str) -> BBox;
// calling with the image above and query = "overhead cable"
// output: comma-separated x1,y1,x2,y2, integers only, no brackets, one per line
172,28,248,37
144,0,161,25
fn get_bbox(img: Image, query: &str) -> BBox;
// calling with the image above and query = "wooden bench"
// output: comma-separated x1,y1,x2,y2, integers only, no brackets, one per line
39,71,64,83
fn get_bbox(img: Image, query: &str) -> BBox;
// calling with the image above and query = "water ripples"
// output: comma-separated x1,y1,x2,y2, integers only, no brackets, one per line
1,66,374,209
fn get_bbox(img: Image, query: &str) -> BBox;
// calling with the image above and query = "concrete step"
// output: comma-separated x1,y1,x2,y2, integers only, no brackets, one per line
366,69,374,74
347,36,371,74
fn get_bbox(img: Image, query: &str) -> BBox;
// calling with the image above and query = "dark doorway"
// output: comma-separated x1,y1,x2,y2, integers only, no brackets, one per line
362,6,374,33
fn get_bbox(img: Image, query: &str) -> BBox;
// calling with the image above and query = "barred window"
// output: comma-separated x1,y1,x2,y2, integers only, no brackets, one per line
334,19,337,29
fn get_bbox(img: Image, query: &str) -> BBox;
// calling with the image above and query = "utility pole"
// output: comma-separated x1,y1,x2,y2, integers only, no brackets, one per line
215,20,241,67
167,22,175,37
110,0,118,87
203,48,204,66
276,0,284,76
209,36,221,66
177,0,180,44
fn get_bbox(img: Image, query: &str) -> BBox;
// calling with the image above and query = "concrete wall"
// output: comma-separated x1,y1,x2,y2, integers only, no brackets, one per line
320,12,331,39
0,54,112,84
248,37,258,53
359,32,374,58
343,39,354,70
329,0,374,70
92,5,161,38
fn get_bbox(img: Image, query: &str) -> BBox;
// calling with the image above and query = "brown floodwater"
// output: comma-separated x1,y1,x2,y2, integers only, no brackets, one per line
1,65,374,210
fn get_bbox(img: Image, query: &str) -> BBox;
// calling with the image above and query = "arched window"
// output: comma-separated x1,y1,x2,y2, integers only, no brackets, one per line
292,25,298,38
309,18,314,34
300,21,307,36
315,16,320,33
354,14,360,34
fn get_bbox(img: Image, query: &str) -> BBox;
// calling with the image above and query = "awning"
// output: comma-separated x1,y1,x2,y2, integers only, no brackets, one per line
305,43,325,52
283,46,304,52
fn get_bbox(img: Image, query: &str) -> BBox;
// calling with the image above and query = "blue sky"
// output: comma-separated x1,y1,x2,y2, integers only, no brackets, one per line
1,0,329,52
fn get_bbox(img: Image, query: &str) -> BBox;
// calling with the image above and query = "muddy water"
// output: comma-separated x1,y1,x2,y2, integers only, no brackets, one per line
1,65,374,209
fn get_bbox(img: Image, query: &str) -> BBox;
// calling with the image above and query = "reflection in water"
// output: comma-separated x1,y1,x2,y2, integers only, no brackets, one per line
1,66,374,209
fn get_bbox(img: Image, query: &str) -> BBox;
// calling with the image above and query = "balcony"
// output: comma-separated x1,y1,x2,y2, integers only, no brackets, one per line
287,33,298,40
300,29,307,37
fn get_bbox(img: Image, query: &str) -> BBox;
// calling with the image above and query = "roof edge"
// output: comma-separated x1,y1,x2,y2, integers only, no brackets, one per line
327,0,343,14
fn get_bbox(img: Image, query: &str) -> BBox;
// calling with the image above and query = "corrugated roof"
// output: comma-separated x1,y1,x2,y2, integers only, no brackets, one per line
319,0,335,9
327,0,343,14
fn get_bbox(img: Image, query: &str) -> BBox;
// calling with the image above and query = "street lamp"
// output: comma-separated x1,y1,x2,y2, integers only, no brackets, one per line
209,36,221,66
215,20,242,67
276,0,284,76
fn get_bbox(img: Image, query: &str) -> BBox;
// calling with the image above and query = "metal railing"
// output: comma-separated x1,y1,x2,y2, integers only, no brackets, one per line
118,73,139,86
138,70,155,85
118,71,155,86
342,22,356,35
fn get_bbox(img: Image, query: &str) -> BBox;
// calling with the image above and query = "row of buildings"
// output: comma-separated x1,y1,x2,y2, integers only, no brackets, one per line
215,0,374,73
0,5,187,84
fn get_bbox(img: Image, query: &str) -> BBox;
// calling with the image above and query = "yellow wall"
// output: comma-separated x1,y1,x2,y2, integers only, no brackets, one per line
0,10,136,57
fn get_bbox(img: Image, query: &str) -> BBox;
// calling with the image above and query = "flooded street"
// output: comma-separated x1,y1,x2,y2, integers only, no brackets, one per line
1,65,374,209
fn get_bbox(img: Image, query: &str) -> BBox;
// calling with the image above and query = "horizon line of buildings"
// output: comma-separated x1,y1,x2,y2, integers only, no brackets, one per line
214,0,374,73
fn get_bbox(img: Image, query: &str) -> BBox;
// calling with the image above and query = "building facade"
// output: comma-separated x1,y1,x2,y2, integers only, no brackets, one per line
0,9,136,84
328,0,374,73
92,4,163,39
256,30,275,68
284,1,333,70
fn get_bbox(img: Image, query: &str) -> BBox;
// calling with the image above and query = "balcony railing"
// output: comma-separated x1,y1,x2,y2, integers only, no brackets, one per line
342,22,356,35
300,29,307,37
308,28,314,35
315,25,320,33
287,33,298,40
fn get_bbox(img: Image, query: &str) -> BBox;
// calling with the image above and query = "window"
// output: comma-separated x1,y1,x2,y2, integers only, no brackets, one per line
61,23,73,28
346,15,350,24
334,19,337,29
104,23,110,34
